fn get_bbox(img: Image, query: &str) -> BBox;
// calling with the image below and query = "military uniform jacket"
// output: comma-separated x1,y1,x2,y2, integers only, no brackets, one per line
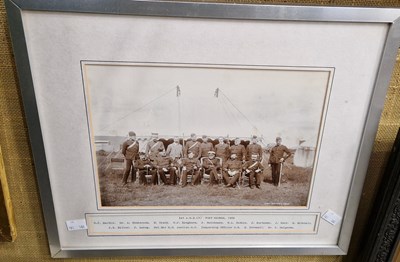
184,140,200,158
269,145,291,164
215,143,230,159
230,144,246,161
199,142,214,157
243,160,264,171
223,159,242,171
122,139,139,160
246,143,263,160
146,140,165,160
136,158,153,170
180,158,200,171
202,157,220,169
154,156,174,168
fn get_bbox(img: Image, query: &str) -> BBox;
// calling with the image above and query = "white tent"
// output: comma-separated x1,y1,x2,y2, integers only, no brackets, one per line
86,64,329,148
293,146,315,168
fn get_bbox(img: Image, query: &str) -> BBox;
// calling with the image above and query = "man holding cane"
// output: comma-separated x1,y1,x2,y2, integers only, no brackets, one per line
268,137,291,186
223,153,242,188
136,152,155,185
243,153,264,189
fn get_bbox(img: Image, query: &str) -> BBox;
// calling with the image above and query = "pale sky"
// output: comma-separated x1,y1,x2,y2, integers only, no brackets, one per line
84,63,331,147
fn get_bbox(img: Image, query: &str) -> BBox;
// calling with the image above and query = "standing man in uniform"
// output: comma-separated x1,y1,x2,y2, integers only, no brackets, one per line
243,153,264,189
215,137,230,163
246,135,263,161
121,131,139,185
269,137,291,186
184,133,200,159
230,137,246,162
146,132,165,161
179,151,200,187
199,135,214,158
201,151,221,186
154,149,176,185
166,136,183,160
223,153,242,188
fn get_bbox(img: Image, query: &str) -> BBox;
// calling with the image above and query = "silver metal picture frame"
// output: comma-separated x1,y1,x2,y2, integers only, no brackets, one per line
5,0,400,258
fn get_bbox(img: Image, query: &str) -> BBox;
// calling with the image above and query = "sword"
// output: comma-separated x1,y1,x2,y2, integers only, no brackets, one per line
278,162,283,187
145,166,149,185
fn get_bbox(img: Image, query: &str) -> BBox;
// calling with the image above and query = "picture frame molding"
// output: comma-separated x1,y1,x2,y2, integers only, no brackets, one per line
5,0,400,257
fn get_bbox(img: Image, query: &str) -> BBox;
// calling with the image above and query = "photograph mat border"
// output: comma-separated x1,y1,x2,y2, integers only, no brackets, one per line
81,61,334,211
5,0,400,257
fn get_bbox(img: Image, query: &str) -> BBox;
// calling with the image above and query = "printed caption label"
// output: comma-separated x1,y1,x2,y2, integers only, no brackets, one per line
321,210,342,226
66,219,88,231
86,213,319,236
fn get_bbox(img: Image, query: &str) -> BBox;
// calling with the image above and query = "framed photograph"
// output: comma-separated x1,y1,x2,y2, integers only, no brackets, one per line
5,0,400,257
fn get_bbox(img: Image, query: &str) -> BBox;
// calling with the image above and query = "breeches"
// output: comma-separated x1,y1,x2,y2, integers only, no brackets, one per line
181,170,199,186
122,159,135,183
138,169,155,185
158,167,176,185
270,163,282,185
223,170,240,185
245,170,261,185
204,168,219,184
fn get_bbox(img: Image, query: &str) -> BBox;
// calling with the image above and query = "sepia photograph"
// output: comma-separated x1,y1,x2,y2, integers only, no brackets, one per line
82,62,333,208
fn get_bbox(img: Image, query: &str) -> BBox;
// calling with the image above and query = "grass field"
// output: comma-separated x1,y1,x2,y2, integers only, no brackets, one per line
97,151,313,207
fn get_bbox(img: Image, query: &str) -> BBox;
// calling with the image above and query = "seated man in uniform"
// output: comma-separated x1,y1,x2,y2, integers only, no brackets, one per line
136,152,156,185
223,153,242,188
179,151,200,187
200,151,221,186
243,153,264,189
153,149,176,185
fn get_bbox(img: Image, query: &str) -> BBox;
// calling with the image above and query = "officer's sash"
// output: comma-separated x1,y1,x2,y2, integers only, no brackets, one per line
206,158,215,166
150,141,160,151
127,140,137,149
188,142,199,150
248,161,258,169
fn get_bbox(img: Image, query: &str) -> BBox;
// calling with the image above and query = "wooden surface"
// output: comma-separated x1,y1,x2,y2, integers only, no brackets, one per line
0,146,16,242
0,0,399,261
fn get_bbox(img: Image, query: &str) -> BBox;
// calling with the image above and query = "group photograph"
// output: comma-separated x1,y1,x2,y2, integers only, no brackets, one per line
82,62,333,208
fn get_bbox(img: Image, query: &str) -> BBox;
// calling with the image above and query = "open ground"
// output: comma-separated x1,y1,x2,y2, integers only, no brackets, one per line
97,152,313,207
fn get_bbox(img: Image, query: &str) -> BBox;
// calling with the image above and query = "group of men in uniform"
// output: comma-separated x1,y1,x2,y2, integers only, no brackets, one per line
120,132,291,188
